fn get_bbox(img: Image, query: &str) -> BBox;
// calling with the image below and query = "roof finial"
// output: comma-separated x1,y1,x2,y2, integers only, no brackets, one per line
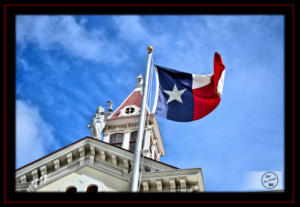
136,74,143,88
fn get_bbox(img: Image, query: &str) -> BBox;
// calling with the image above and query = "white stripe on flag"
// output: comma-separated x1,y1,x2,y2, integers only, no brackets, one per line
192,73,212,89
217,70,226,96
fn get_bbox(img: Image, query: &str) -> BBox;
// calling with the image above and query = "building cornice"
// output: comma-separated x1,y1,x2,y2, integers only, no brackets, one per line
16,137,179,191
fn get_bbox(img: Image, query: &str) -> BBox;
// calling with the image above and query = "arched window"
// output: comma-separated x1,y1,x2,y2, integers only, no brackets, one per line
86,184,98,192
66,186,77,193
110,133,123,147
129,131,137,152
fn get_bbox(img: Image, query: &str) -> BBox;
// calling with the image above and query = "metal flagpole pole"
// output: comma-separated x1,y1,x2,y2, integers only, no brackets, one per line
130,46,153,192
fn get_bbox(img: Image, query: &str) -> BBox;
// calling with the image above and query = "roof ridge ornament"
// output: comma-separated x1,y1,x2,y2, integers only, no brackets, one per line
136,74,143,89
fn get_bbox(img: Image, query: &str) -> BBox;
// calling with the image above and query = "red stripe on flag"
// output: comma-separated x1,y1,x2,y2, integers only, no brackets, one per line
213,52,225,94
192,52,225,120
192,82,220,121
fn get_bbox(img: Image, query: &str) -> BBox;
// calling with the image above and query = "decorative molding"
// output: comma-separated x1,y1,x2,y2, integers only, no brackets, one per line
105,123,139,135
190,184,200,192
40,165,47,175
78,147,85,164
66,153,73,164
31,169,38,188
53,159,60,171
20,175,27,184
31,169,38,178
179,179,186,192
16,138,200,192
100,150,106,161
90,145,95,164
111,154,117,166
169,179,176,192
142,181,149,192
156,180,162,192
39,165,47,184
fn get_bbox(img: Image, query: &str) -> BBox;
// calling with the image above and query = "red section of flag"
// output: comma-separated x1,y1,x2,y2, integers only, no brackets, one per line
192,52,224,121
213,52,225,95
192,86,220,121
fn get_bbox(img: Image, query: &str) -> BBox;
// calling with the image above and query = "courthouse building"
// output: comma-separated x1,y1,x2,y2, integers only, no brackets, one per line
15,75,205,192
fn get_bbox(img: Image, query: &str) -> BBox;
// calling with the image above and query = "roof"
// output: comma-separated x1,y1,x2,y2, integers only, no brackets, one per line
108,86,150,120
109,90,142,119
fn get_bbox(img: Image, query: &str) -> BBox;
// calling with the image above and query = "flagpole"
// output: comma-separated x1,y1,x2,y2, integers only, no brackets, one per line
130,46,153,192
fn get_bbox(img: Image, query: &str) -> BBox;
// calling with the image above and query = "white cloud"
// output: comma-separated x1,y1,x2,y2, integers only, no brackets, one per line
16,100,60,168
113,16,148,42
16,15,126,65
113,16,169,51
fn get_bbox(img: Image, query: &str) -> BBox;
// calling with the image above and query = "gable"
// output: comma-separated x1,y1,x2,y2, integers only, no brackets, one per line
108,90,151,120
16,137,176,192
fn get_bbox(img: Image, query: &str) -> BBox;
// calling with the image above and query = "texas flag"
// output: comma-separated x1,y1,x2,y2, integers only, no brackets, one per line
153,52,225,122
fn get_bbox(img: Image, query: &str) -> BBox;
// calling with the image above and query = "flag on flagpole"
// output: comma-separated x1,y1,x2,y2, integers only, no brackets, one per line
153,52,225,122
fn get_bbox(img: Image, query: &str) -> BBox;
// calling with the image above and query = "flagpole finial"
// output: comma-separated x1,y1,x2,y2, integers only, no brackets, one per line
147,46,153,53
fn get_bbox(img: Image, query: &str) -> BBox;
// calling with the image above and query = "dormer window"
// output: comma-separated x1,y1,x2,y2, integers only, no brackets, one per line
119,105,140,117
125,107,135,114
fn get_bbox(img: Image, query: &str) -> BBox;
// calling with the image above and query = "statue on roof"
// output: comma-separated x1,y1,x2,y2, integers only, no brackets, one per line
88,101,113,140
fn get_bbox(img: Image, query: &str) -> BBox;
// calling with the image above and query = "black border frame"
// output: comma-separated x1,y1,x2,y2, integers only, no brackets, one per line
2,2,295,205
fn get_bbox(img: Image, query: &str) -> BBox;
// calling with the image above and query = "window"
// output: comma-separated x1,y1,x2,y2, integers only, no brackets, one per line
125,107,135,114
119,105,139,117
150,138,153,154
129,131,137,152
86,185,98,192
110,133,123,147
66,186,77,193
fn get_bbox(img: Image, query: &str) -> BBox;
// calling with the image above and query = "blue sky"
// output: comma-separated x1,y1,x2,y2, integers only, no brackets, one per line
16,15,284,191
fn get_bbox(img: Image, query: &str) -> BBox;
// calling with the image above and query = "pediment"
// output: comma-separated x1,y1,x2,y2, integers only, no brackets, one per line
16,137,176,192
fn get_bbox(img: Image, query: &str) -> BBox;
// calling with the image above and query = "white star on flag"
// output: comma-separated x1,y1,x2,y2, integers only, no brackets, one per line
163,84,187,104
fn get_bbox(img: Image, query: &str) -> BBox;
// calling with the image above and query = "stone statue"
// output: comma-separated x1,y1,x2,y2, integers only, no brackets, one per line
88,101,112,140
